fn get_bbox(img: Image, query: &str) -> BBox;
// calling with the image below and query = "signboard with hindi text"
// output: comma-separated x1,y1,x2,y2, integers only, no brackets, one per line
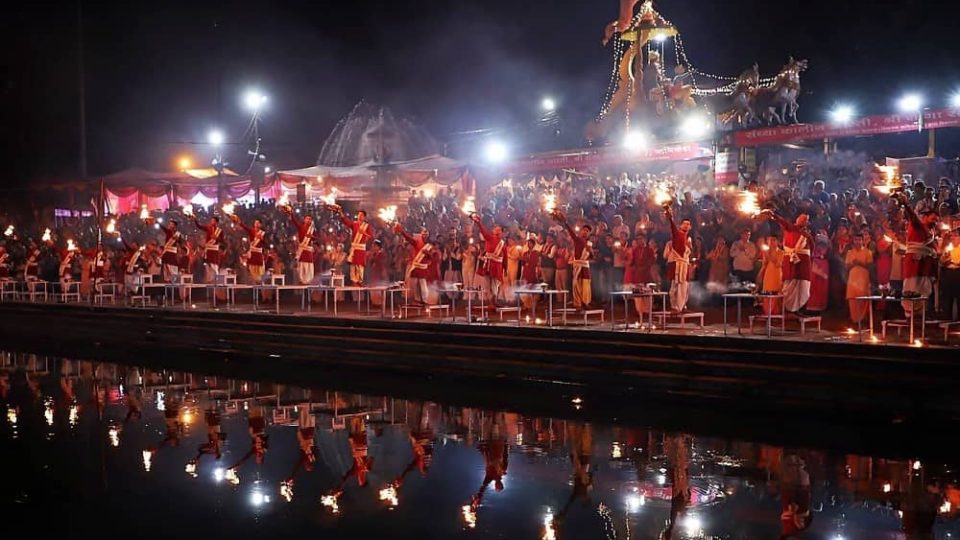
732,109,960,147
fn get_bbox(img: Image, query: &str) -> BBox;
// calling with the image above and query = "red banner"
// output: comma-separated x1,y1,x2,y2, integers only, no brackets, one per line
733,109,960,147
507,143,712,173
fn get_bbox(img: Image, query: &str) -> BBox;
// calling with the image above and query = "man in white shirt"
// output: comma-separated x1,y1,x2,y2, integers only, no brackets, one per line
729,229,758,283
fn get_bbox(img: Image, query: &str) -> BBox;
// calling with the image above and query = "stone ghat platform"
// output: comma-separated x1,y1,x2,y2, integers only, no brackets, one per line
1,301,958,420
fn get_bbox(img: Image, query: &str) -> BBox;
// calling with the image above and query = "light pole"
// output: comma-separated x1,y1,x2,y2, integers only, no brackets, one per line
209,129,225,204
897,93,931,157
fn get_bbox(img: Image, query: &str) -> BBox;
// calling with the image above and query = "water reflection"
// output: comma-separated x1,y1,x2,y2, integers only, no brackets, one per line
1,350,959,539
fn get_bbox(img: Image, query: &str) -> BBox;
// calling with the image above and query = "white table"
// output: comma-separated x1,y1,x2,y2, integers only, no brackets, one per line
252,284,310,314
437,287,486,323
209,283,253,309
869,295,929,344
514,289,568,327
1,280,20,301
723,292,785,337
164,283,209,309
609,290,668,331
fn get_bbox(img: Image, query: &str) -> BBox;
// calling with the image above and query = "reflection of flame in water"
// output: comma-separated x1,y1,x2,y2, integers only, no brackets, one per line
224,468,240,485
142,451,153,472
185,461,198,477
612,442,622,459
280,481,293,502
108,426,120,447
6,407,17,426
461,505,477,529
378,485,399,508
44,399,54,426
321,494,340,514
155,391,165,411
214,468,225,483
68,405,78,427
180,408,194,426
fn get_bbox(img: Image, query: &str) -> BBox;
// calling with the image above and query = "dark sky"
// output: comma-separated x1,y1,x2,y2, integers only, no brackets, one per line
2,0,959,183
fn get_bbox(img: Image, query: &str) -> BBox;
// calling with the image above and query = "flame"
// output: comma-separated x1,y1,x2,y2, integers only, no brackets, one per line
761,244,770,252
377,206,398,222
462,196,477,215
883,235,894,243
280,481,294,502
66,239,77,252
108,426,120,447
3,225,13,237
612,442,622,459
180,409,194,426
181,205,193,217
653,185,672,206
185,461,198,477
873,166,901,194
42,228,52,243
870,335,880,343
221,202,236,215
6,407,16,426
543,193,557,213
139,205,150,220
940,500,952,514
883,483,892,493
845,327,857,335
948,243,955,252
105,219,116,234
319,189,338,206
912,339,924,348
142,450,153,472
423,188,434,199
68,405,78,426
542,512,557,540
378,485,399,508
737,190,760,216
277,194,290,208
321,494,341,514
224,468,240,485
461,505,477,528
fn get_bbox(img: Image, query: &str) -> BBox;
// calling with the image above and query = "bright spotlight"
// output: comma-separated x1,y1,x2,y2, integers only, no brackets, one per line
484,141,509,164
951,93,960,109
680,114,712,138
542,97,557,112
830,104,855,125
213,468,225,482
625,494,642,513
177,156,193,170
623,130,647,151
208,129,225,146
244,90,268,112
898,93,923,113
652,32,668,43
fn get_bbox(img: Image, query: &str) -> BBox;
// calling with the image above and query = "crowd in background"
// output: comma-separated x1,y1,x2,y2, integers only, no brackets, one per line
3,159,960,322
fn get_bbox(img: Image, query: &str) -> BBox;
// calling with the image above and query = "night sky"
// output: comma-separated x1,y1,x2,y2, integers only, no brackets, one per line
2,0,959,184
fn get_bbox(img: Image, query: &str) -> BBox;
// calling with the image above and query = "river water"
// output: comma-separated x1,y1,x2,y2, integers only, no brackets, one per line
1,352,957,539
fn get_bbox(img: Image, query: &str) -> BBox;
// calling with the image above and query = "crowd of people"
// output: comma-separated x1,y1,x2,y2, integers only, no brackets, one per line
2,163,960,324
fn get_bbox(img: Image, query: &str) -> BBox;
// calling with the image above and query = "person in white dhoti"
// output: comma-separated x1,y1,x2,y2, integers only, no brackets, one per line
664,207,693,313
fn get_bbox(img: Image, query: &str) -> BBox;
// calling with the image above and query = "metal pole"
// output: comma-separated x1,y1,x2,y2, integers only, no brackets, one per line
77,0,87,179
